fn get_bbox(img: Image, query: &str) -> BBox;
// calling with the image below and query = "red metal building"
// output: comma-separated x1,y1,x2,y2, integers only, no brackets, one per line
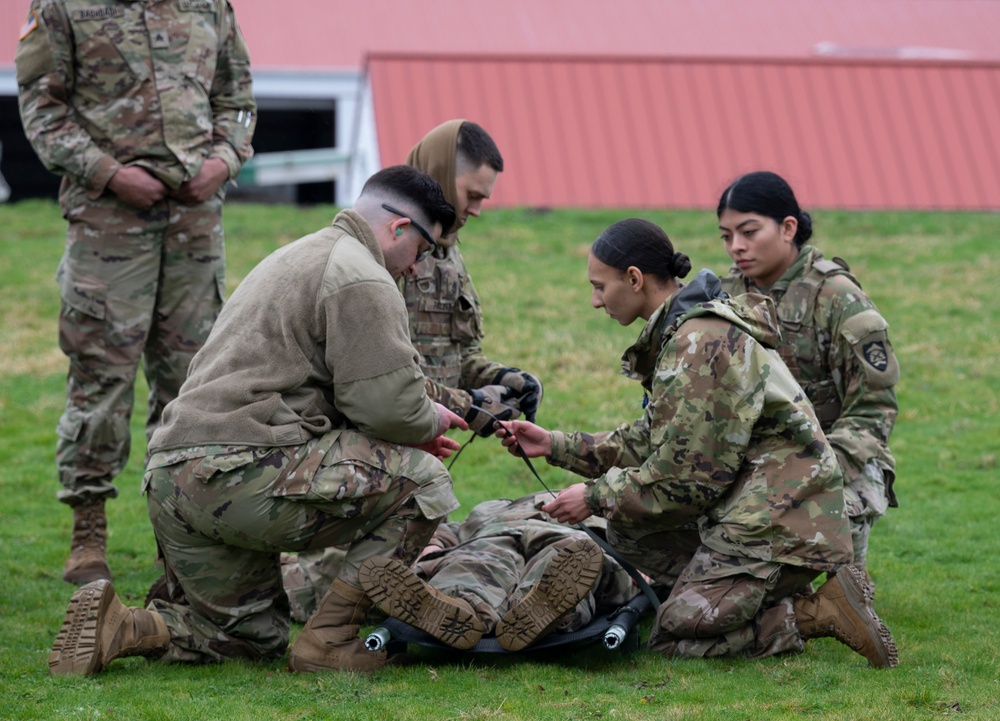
2,0,998,209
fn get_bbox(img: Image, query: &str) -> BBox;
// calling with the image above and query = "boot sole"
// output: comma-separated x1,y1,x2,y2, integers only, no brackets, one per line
495,538,603,652
835,565,898,668
358,557,483,650
49,579,117,675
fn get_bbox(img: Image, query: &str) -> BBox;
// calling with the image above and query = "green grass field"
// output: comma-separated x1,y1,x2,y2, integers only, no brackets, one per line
1,199,998,720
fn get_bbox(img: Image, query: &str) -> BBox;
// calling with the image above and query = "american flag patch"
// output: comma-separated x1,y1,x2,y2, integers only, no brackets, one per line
19,10,39,40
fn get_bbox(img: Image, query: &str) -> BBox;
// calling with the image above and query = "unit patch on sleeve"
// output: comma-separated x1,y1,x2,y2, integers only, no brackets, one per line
862,340,889,372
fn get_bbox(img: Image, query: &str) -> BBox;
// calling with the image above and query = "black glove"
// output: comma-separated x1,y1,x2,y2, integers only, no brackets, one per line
464,385,521,437
491,367,543,423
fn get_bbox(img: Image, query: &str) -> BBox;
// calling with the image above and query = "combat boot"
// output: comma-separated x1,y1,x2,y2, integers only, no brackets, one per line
63,499,112,584
793,564,898,668
288,578,388,672
496,537,603,652
49,580,170,676
358,556,484,650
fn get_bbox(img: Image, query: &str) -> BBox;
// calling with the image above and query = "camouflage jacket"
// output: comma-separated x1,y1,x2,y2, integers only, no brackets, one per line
549,270,851,571
401,243,506,415
15,0,255,196
721,246,898,502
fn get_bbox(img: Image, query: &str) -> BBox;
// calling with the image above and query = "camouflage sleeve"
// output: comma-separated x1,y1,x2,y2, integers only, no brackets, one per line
423,377,474,417
208,1,256,178
822,284,900,491
582,317,757,525
548,419,652,479
459,340,507,390
14,0,122,195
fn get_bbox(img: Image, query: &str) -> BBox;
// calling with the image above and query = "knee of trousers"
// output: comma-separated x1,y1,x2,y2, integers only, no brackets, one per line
654,586,761,639
399,449,460,522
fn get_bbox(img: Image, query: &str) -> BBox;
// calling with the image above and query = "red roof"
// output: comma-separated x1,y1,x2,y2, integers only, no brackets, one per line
4,0,999,72
238,0,1000,70
5,0,998,210
369,54,1000,211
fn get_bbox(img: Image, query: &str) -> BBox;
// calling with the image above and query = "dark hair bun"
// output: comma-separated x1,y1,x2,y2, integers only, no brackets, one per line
797,211,814,243
672,252,692,279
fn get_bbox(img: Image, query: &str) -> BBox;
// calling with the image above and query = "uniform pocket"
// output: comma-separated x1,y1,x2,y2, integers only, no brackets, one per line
55,405,85,443
180,6,219,92
71,19,146,100
58,264,108,320
451,292,482,343
268,430,400,506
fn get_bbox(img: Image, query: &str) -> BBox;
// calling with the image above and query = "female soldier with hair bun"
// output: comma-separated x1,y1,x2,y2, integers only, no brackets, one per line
498,218,896,666
717,171,899,585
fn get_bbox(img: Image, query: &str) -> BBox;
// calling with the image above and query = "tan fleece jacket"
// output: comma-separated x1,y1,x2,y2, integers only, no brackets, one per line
150,210,439,452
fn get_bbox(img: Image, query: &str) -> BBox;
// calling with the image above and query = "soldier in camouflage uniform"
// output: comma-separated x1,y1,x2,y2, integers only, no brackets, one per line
501,219,897,666
358,492,640,652
717,171,899,579
48,167,487,676
15,0,256,585
281,120,545,621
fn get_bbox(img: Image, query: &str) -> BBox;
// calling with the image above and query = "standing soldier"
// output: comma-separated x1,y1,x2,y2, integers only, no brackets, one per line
49,166,473,676
15,0,256,584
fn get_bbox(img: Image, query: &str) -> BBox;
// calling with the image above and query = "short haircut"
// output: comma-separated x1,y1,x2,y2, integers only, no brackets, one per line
717,171,814,247
457,121,504,174
592,218,692,281
360,165,456,234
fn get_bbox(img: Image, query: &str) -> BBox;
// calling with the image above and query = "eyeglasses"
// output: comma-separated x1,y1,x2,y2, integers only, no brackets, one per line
382,203,437,262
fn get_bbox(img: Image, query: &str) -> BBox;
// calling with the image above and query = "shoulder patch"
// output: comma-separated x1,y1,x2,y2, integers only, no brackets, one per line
840,309,899,388
19,10,38,40
862,340,890,371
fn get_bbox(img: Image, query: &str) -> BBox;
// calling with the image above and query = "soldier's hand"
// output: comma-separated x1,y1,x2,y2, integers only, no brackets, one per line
413,434,462,460
107,166,168,209
491,367,543,422
434,403,468,436
495,419,552,458
174,157,229,205
464,385,520,437
542,483,593,524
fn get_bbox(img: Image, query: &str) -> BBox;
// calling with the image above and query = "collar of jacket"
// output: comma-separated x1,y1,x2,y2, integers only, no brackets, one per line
331,208,384,267
620,269,724,382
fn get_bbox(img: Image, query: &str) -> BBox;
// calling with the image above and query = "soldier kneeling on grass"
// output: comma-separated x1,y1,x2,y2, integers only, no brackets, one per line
48,166,483,676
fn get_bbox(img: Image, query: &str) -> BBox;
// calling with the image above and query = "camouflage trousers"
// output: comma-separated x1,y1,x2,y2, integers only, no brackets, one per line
55,183,226,506
414,523,638,634
143,429,458,664
844,460,891,570
646,546,819,659
281,545,349,623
